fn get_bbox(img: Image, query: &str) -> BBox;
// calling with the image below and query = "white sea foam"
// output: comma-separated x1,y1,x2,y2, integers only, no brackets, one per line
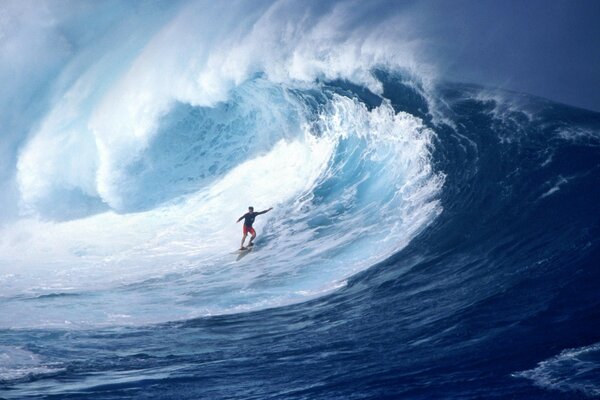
0,346,63,382
513,343,600,397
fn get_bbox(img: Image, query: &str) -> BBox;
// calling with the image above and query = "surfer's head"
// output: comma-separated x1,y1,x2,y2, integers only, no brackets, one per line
249,206,254,212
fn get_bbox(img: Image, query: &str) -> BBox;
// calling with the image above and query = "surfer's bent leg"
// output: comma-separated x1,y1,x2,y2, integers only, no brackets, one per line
241,226,249,249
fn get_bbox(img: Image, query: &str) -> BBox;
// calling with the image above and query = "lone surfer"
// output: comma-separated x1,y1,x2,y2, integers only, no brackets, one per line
237,206,273,250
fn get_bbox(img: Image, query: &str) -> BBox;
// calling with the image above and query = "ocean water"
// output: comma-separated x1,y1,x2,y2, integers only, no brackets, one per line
1,1,599,399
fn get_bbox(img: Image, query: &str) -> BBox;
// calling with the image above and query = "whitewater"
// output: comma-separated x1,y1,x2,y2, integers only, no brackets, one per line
1,1,600,399
1,0,443,327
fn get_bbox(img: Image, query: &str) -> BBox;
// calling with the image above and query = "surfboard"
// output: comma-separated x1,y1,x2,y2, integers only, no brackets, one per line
234,245,254,261
232,244,253,253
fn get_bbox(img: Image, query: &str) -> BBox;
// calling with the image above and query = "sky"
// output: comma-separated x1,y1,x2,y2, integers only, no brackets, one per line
409,0,600,111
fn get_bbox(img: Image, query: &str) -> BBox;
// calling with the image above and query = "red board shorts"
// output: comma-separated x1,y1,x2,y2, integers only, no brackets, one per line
243,225,256,235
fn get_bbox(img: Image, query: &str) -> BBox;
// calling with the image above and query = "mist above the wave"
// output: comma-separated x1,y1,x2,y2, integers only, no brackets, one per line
1,0,180,221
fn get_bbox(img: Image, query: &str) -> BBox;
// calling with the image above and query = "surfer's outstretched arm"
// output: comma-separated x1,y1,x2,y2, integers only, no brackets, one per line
237,214,246,223
257,207,273,215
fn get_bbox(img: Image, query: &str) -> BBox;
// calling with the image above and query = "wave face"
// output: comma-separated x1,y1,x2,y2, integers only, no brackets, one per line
1,1,600,399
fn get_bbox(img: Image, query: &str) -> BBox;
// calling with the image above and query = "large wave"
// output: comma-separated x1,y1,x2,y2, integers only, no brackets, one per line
0,0,442,328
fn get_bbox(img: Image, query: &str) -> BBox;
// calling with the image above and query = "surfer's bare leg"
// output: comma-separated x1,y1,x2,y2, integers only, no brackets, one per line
249,233,256,246
240,233,247,249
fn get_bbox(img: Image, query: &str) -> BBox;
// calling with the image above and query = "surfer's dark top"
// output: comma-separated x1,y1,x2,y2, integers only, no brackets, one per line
241,212,258,227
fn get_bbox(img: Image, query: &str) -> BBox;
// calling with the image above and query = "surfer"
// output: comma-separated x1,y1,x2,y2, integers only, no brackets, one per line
237,206,273,250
